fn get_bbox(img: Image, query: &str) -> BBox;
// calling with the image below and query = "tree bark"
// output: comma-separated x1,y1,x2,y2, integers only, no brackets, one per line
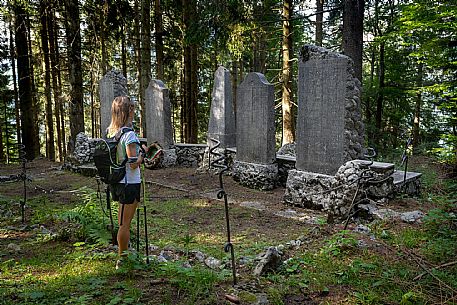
48,0,63,161
121,23,127,79
282,0,295,145
375,42,385,136
14,0,38,159
190,43,198,143
140,0,152,137
101,0,108,75
182,0,198,143
133,0,141,129
40,0,55,161
315,0,324,46
9,18,21,146
64,0,85,145
342,0,364,82
26,9,40,156
412,62,423,150
155,0,164,80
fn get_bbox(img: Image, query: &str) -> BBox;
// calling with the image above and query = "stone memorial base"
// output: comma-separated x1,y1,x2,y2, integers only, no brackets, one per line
284,169,336,211
232,161,278,190
284,161,397,221
160,149,177,168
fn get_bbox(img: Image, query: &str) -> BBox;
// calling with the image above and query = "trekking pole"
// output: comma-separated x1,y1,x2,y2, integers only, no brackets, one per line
209,138,236,285
106,185,116,245
136,209,140,252
144,205,149,264
141,162,150,263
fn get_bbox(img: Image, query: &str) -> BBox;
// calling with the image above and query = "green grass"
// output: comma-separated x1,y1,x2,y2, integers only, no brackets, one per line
1,162,457,304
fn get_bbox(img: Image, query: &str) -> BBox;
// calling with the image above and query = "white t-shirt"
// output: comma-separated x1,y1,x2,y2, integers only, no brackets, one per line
116,130,141,184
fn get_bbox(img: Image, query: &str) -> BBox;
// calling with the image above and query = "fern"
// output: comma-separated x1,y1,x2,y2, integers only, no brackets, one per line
60,187,116,245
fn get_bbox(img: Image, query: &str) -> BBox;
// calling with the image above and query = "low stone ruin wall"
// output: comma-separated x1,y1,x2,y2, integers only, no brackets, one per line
284,160,395,221
64,133,208,171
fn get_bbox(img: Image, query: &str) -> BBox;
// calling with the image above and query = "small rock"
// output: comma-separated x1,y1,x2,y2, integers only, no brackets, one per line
354,224,371,234
401,211,424,223
191,250,206,263
204,256,221,269
238,256,251,265
254,293,269,305
253,247,282,276
373,208,400,220
182,261,192,268
159,250,174,261
7,243,21,252
157,255,168,263
148,245,159,252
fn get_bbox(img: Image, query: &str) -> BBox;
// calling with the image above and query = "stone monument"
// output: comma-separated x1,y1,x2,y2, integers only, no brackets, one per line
144,79,177,167
284,45,366,217
99,70,128,136
232,72,277,190
207,66,236,148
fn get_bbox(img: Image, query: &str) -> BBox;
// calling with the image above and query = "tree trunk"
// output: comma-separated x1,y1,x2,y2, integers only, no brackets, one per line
315,0,324,46
64,0,85,145
121,23,127,79
15,0,38,159
101,0,108,75
190,43,198,143
155,0,164,80
342,0,364,82
375,42,385,136
133,0,141,127
9,18,21,146
182,0,198,143
412,62,423,150
48,0,63,161
26,9,40,156
140,0,152,137
282,0,295,145
0,103,4,161
40,0,55,161
54,10,66,159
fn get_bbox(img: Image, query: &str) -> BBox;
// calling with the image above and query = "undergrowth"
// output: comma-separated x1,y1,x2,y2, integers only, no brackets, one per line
1,159,456,304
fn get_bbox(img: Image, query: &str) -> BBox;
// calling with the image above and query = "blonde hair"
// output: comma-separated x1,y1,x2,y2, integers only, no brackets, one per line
107,96,135,135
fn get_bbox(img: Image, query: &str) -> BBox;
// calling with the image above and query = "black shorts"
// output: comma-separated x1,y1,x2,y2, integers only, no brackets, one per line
110,183,141,204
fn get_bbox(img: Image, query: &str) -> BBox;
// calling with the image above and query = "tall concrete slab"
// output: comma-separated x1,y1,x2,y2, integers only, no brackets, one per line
233,72,277,190
145,79,173,149
99,70,128,136
207,66,236,148
236,72,275,164
295,45,364,175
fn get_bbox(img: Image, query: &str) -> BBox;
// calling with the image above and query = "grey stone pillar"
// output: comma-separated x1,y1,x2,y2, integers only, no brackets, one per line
295,45,364,175
232,72,277,190
99,70,128,136
145,79,176,167
285,45,365,213
207,66,236,148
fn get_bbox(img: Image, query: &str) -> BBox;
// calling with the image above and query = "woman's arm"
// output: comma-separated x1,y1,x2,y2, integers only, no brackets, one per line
126,143,142,169
126,143,148,169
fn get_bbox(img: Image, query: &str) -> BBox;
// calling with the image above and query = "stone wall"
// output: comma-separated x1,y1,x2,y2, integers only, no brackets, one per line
284,160,394,221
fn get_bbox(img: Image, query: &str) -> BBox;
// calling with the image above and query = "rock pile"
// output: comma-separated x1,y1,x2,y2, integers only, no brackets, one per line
284,160,396,221
70,132,96,165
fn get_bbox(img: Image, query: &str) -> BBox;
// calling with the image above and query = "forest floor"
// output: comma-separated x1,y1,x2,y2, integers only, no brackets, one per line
0,157,456,304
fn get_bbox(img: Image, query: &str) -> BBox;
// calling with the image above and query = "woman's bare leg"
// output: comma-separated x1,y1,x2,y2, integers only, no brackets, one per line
117,201,139,256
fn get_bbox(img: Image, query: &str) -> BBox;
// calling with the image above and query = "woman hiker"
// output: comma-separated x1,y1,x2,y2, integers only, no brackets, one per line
107,95,147,269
